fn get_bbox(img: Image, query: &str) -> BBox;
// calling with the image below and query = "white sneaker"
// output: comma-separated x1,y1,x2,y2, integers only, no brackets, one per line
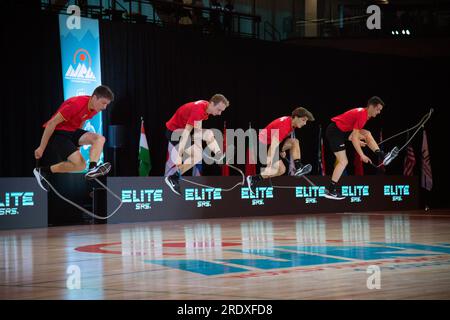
33,168,48,192
383,147,399,166
324,190,346,200
164,175,181,196
85,162,112,180
294,164,312,177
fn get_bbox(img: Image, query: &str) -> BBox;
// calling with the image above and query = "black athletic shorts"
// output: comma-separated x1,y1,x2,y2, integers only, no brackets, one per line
41,129,88,165
325,122,351,153
166,128,202,148
165,129,183,147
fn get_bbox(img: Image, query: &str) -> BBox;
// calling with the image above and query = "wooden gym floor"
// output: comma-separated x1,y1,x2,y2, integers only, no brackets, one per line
1,211,450,299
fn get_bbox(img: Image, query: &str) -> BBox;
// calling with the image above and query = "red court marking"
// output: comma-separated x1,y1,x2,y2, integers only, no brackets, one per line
74,238,355,255
75,241,241,255
75,242,121,254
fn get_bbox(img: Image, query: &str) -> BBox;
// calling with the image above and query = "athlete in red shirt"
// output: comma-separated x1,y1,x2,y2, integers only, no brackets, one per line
165,94,230,195
246,107,315,194
324,96,387,200
33,85,114,191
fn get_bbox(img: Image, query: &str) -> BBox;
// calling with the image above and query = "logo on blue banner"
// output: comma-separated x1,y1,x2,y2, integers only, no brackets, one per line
59,15,103,169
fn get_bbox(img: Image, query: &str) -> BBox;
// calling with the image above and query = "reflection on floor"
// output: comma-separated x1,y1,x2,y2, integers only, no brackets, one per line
1,211,450,299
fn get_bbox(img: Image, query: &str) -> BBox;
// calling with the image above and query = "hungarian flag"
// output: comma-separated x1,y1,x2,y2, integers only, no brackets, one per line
222,121,229,176
403,146,416,176
138,118,151,176
421,130,433,190
245,122,257,176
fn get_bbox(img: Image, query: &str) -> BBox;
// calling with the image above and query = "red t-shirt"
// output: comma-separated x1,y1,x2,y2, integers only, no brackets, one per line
166,100,209,131
259,116,293,145
331,108,368,132
43,96,97,132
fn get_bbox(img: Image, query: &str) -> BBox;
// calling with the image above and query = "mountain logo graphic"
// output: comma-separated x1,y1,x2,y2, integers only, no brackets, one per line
65,48,97,83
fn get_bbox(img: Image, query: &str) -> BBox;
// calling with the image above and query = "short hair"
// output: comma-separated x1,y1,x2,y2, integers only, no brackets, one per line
210,94,229,107
93,85,114,101
368,96,385,108
292,107,315,121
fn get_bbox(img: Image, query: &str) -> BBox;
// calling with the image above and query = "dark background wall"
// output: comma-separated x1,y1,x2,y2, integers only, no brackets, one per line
1,11,64,178
1,13,448,208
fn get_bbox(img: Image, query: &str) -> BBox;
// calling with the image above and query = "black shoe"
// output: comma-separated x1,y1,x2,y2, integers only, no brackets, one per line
203,150,226,164
33,168,48,192
324,189,346,200
165,174,181,196
85,162,112,180
294,164,312,177
382,147,399,166
246,175,258,194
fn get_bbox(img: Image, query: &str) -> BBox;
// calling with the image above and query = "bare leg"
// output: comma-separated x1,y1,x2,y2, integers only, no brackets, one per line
350,129,380,153
360,129,380,152
283,138,301,160
178,144,203,174
261,160,286,179
331,150,348,183
50,151,86,173
78,132,106,163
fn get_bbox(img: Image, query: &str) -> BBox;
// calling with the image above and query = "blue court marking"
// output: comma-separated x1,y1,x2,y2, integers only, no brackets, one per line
220,249,347,269
275,245,436,260
144,259,249,276
370,243,450,254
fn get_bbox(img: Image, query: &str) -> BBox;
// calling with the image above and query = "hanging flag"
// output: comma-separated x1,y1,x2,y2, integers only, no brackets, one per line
164,142,178,177
138,118,151,176
317,125,326,176
245,122,257,176
403,145,416,176
421,130,433,191
354,153,364,176
222,121,230,176
377,128,386,174
288,131,296,176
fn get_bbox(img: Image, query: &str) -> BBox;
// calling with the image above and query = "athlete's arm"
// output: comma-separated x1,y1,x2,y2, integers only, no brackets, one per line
176,122,197,166
351,129,372,164
267,137,281,166
35,113,65,159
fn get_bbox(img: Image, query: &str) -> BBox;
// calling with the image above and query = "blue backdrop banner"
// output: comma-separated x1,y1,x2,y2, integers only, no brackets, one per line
58,15,103,169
